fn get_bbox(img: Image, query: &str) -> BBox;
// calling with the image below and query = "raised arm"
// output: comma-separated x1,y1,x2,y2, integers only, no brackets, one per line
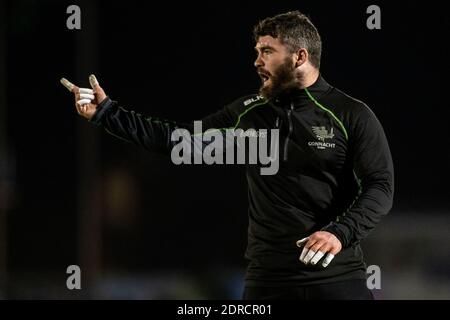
61,75,237,155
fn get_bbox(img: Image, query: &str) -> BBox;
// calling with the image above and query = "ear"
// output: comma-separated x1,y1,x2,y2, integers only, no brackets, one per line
294,48,308,68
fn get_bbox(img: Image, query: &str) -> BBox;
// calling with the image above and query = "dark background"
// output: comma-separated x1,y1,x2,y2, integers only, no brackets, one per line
0,0,449,299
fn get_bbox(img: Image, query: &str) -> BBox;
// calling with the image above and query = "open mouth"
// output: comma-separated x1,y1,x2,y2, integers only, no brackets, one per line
258,72,270,84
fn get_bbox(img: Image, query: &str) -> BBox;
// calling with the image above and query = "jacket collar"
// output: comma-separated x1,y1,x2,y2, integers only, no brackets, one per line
271,75,332,110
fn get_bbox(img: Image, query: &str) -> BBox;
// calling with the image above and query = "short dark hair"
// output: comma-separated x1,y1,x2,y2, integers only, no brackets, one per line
253,11,322,69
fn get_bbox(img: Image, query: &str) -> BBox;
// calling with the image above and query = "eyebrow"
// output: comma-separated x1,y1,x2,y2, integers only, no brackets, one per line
254,45,277,52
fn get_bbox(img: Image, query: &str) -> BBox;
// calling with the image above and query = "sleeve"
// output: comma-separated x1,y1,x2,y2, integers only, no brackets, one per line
88,96,237,155
322,105,394,248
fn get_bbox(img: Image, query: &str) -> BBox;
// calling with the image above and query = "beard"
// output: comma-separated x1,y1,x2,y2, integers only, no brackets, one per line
258,57,301,101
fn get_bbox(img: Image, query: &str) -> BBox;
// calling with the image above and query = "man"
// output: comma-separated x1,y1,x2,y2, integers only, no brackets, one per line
62,11,393,299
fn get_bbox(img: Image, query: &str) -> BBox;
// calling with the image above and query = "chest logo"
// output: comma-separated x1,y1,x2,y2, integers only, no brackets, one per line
309,126,336,149
312,126,334,141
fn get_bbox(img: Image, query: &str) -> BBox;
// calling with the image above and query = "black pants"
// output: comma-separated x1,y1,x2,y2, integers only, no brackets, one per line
243,279,374,300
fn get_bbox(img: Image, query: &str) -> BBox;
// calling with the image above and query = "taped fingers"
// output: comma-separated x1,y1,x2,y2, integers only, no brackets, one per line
310,251,325,265
80,93,95,100
299,238,318,263
303,250,317,264
299,244,316,263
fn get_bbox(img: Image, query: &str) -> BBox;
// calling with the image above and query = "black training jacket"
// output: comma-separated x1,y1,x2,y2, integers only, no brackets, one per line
89,76,394,286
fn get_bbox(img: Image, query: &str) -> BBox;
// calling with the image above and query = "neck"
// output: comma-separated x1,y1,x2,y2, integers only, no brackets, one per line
298,68,320,89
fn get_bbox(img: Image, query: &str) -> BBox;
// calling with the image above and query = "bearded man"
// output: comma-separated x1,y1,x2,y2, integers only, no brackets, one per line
62,11,393,300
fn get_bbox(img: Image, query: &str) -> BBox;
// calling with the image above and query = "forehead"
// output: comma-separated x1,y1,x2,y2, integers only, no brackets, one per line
255,35,285,49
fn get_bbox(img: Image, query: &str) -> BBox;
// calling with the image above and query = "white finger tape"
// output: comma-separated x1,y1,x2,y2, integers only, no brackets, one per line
299,247,309,262
80,93,95,100
77,99,91,106
310,251,325,265
303,250,316,264
322,253,335,267
79,88,94,94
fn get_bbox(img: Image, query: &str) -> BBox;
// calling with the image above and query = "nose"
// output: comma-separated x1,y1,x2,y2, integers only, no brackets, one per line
254,54,263,68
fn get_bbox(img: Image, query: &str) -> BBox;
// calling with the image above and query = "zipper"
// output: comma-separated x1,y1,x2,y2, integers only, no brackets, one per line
283,102,294,161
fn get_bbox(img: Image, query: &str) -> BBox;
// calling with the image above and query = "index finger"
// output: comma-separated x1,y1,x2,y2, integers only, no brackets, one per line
60,78,76,92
